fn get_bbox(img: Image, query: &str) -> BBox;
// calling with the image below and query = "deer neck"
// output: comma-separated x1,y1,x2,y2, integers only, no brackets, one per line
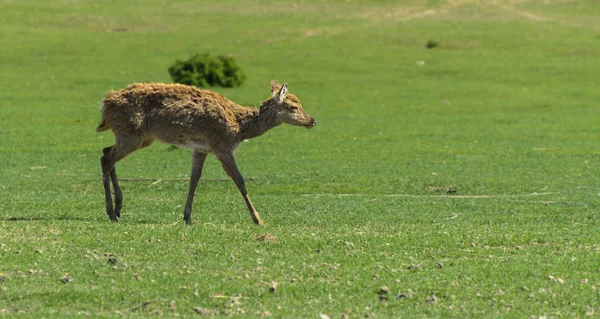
239,100,281,140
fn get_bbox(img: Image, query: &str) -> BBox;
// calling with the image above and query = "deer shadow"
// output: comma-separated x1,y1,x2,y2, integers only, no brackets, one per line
2,215,169,225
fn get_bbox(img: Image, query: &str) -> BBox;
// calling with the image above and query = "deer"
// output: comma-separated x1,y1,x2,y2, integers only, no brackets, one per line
96,81,316,225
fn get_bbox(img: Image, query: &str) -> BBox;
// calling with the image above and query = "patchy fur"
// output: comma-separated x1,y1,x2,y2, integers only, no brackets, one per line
96,81,316,225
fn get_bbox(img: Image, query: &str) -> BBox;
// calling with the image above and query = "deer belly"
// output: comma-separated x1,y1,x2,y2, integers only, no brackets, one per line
179,140,212,153
161,135,213,153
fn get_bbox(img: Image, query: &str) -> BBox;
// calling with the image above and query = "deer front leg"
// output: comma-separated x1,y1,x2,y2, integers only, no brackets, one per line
183,150,208,225
217,152,264,226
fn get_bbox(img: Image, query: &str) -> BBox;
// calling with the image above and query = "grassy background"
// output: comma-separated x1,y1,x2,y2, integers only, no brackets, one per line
1,0,600,317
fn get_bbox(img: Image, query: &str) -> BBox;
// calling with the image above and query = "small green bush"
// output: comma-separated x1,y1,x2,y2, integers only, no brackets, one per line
425,40,440,49
168,53,246,88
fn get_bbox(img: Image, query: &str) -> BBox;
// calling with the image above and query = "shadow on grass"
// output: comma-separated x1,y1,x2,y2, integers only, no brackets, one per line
3,215,97,222
2,215,190,226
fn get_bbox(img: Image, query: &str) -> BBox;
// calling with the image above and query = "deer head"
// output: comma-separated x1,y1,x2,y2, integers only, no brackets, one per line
270,80,316,129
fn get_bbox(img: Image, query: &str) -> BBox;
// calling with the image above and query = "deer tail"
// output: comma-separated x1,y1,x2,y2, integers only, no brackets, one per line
96,101,111,132
96,118,110,132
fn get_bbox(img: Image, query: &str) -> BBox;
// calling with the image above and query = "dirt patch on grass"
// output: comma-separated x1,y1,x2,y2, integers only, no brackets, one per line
174,2,328,17
62,15,171,33
255,234,277,242
355,0,598,30
358,0,479,22
263,0,598,45
427,185,457,194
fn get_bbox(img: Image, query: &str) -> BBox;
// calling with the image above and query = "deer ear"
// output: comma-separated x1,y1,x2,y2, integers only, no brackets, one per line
275,83,288,104
270,80,281,97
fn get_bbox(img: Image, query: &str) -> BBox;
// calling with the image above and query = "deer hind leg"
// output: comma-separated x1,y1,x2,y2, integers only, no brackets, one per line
183,150,208,225
101,135,150,221
109,166,122,218
217,152,264,226
101,146,119,220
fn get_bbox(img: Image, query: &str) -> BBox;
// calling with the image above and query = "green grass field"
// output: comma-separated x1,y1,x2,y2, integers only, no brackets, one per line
1,0,600,317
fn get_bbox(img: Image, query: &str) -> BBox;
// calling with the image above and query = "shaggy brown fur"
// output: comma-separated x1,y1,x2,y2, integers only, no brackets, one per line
97,81,316,225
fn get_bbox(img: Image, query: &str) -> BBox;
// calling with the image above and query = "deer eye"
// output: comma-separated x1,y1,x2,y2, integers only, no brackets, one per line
291,106,299,111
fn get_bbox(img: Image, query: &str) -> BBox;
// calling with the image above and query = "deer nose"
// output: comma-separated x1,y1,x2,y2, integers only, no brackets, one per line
310,118,317,127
